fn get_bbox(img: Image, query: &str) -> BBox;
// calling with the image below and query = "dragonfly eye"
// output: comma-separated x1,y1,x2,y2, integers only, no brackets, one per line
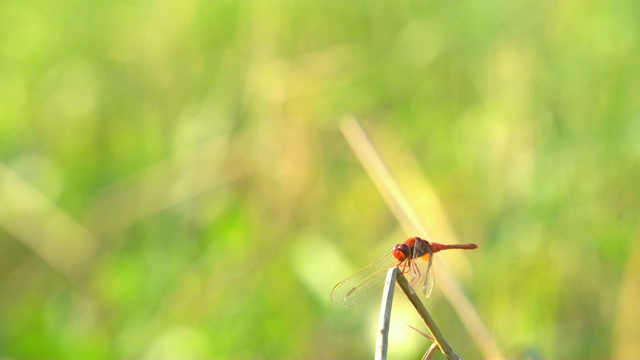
392,243,412,262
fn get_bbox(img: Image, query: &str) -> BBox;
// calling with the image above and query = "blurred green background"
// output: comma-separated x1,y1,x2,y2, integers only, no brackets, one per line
1,0,640,359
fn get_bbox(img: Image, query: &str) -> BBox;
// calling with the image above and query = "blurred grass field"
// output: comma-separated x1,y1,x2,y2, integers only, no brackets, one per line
1,0,640,359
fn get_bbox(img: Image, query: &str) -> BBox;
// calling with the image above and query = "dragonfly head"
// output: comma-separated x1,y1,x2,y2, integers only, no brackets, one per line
392,243,412,262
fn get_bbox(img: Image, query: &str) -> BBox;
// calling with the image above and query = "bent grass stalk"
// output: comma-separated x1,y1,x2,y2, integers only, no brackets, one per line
376,267,462,360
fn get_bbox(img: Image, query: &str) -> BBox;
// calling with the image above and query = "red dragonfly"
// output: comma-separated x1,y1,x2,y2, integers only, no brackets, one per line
331,237,479,306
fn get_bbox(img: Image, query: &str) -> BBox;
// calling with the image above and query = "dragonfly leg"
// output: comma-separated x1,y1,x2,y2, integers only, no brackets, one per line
409,260,422,287
398,261,410,274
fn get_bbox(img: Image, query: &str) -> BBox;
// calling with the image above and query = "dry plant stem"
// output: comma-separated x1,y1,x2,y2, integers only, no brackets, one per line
424,343,440,360
408,324,435,342
375,268,462,360
375,267,399,360
396,272,462,360
0,163,98,279
407,325,438,360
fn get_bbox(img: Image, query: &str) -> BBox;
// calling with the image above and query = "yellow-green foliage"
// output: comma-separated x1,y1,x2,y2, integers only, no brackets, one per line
1,0,638,359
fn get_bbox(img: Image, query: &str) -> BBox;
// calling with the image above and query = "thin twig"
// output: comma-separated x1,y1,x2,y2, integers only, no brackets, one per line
424,343,440,360
407,325,440,360
408,324,435,342
375,267,399,360
396,272,462,360
375,268,463,360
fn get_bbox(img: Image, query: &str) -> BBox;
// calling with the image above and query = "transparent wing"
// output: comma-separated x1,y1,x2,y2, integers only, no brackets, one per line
410,254,435,298
331,251,399,306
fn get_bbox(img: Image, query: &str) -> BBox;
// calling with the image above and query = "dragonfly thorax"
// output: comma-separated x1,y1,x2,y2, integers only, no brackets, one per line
392,237,433,262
